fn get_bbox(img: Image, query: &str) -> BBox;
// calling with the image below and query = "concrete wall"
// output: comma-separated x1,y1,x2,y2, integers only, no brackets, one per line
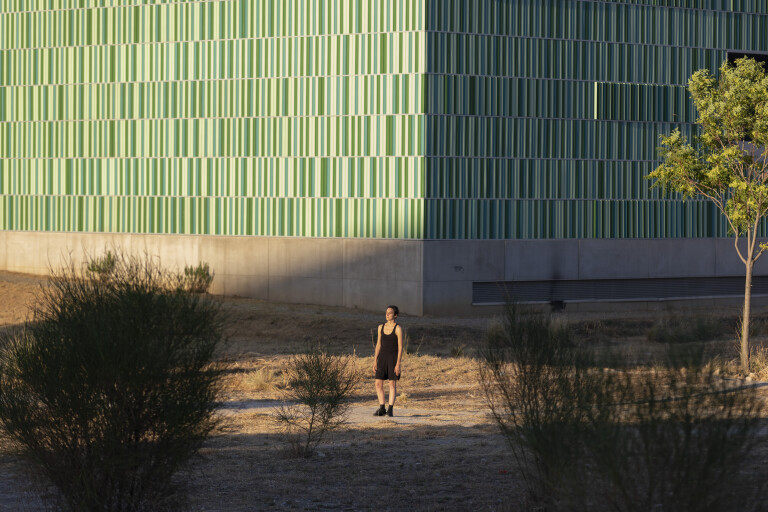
2,232,765,317
422,239,768,315
0,232,424,316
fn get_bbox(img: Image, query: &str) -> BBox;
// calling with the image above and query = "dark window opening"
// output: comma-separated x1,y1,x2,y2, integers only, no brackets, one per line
727,51,768,68
472,276,768,306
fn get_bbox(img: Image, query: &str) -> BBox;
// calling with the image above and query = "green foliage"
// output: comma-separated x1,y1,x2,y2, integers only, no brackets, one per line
183,262,214,293
650,58,768,234
481,302,766,511
0,251,225,512
275,348,360,458
86,250,117,278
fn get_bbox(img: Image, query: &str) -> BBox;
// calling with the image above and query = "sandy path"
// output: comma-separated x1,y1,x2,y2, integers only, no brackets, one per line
219,400,489,428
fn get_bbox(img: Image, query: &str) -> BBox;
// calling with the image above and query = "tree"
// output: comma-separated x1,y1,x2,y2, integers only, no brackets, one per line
649,57,768,373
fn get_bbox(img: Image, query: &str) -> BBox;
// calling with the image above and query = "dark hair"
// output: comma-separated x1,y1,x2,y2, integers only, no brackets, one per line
387,305,399,316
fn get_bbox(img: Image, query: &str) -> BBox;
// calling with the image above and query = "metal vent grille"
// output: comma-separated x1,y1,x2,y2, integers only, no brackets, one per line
472,276,768,305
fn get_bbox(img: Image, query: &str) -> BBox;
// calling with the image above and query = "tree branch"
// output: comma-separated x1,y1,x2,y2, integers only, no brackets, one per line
734,234,748,265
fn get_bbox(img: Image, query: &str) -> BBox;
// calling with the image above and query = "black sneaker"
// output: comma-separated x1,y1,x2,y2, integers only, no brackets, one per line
386,406,393,417
374,406,386,416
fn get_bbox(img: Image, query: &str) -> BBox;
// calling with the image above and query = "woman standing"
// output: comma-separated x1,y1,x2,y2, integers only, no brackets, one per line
373,305,403,417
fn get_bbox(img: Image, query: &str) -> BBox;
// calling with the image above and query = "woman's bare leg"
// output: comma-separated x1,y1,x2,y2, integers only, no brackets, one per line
375,379,386,405
388,380,397,406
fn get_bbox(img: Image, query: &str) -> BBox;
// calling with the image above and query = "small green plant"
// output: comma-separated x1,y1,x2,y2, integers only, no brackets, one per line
85,250,116,278
275,348,360,458
183,262,214,293
0,251,224,511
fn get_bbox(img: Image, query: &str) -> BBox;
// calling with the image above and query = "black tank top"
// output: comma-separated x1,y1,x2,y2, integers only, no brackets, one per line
380,323,398,353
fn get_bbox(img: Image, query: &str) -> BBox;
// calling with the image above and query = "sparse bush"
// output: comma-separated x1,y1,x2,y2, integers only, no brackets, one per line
0,251,224,512
183,262,214,293
450,344,466,357
480,303,603,505
481,302,766,511
275,348,360,457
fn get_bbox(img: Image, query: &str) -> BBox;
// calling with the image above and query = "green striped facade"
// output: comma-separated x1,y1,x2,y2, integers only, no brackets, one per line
1,1,767,240
0,0,428,238
422,0,768,239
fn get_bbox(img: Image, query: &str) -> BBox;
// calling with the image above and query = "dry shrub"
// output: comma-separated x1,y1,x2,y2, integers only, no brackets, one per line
275,348,360,457
481,303,766,511
0,251,224,512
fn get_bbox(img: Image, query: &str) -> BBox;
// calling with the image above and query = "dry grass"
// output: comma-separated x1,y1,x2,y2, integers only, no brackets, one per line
750,344,768,380
704,341,768,381
221,364,286,399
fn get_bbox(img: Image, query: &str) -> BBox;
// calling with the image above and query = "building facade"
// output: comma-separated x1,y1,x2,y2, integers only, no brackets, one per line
1,0,768,314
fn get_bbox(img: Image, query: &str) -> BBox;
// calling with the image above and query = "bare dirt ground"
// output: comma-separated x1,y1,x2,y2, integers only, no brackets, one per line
1,270,767,511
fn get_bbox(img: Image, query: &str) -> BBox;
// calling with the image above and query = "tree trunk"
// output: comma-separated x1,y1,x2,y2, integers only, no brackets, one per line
741,260,753,374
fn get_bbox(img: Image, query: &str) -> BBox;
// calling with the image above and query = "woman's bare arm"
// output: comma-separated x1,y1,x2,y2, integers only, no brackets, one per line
395,325,403,376
373,324,382,373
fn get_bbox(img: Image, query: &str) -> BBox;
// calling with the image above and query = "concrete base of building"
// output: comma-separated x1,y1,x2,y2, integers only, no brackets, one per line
1,232,766,317
422,238,768,315
0,231,425,315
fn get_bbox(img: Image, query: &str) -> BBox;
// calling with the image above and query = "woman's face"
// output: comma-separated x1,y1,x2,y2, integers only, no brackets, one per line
385,307,397,322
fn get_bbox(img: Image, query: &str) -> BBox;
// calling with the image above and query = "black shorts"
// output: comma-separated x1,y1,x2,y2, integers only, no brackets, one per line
374,352,400,381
